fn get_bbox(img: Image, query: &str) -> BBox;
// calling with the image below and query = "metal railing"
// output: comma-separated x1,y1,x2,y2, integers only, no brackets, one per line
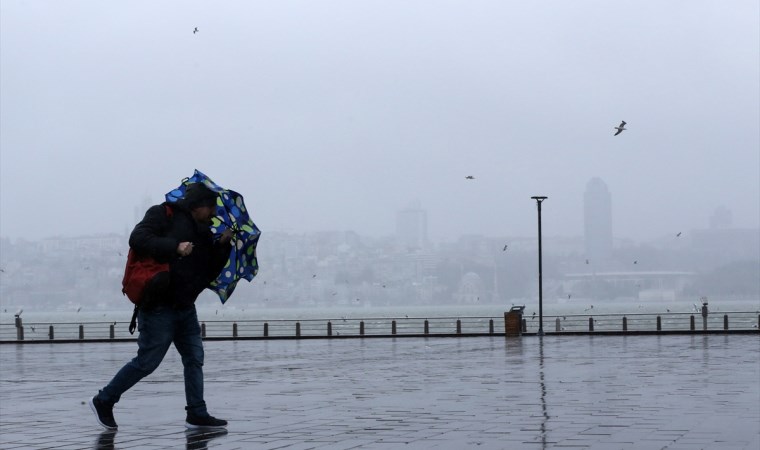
1,311,758,342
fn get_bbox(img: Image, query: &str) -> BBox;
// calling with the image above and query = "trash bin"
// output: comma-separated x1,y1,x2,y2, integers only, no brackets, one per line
505,305,525,337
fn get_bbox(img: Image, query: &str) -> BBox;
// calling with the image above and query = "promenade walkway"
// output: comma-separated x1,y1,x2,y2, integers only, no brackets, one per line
1,334,758,449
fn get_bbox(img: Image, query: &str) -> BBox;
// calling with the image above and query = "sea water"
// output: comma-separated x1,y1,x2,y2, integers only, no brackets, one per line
2,299,758,326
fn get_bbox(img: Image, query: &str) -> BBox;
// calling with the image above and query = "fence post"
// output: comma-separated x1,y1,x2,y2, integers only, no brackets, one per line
295,322,301,337
48,325,54,340
723,315,728,330
690,315,695,331
359,321,364,336
327,321,332,336
623,316,628,332
233,322,238,338
79,325,84,340
263,322,269,337
391,320,396,335
201,322,206,338
110,324,115,339
489,319,494,334
555,318,561,332
521,318,527,333
456,319,462,334
424,320,429,335
656,316,662,331
15,315,23,341
588,317,594,332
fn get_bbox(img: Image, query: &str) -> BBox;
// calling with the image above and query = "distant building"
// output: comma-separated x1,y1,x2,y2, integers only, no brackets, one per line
690,227,760,268
584,177,613,262
396,201,428,249
454,272,483,304
39,234,124,257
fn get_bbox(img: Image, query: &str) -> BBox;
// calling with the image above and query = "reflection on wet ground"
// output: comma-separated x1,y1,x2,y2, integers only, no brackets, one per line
1,335,758,449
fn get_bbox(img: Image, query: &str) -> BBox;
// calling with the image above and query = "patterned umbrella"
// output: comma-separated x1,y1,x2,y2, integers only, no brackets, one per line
166,169,260,303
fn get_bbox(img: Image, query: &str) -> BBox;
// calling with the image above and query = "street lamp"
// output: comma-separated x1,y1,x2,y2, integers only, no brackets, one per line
531,196,547,336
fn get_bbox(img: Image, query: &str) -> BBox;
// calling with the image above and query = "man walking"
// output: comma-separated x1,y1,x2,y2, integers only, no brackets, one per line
90,182,232,430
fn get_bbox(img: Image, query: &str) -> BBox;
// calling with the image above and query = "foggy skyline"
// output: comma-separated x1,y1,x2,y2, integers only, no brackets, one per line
1,1,758,243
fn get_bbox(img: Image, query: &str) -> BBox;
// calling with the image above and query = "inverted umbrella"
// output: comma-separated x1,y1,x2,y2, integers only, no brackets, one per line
166,169,260,303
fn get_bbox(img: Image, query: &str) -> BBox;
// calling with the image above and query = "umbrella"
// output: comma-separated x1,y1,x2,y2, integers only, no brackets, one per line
166,169,260,303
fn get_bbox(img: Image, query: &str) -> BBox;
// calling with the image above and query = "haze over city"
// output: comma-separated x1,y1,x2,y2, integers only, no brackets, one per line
1,1,758,244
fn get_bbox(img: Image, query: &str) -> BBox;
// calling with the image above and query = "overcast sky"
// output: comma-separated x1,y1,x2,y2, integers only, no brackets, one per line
1,1,758,243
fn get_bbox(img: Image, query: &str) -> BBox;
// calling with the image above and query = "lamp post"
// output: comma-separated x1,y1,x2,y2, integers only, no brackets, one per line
531,196,547,336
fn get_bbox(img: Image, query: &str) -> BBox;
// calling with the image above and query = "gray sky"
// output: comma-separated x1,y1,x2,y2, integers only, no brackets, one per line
1,0,758,242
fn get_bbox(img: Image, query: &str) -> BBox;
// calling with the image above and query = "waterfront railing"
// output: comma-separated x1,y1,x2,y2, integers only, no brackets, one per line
1,311,758,342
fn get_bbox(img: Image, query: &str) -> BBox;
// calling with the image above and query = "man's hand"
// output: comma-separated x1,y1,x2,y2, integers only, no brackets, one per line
177,241,194,257
219,229,233,245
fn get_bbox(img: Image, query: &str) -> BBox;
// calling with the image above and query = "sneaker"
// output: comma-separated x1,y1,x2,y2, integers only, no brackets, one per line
89,396,118,430
185,414,227,430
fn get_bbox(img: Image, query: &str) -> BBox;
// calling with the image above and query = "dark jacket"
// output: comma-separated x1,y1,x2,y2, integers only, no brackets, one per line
129,202,230,309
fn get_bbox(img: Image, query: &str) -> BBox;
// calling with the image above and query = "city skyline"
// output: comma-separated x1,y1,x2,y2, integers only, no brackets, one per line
1,176,749,247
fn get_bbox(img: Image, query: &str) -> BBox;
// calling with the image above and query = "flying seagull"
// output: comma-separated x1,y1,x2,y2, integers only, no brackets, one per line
613,121,627,136
502,244,508,251
465,175,475,180
676,232,682,237
193,27,199,34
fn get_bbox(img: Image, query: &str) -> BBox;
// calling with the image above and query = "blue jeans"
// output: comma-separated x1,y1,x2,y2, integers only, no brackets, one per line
96,305,208,417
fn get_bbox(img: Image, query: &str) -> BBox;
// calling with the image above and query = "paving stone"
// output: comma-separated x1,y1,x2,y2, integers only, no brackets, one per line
0,334,758,449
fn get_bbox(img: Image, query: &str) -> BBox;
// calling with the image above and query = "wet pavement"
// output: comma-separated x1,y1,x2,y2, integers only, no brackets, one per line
1,334,758,449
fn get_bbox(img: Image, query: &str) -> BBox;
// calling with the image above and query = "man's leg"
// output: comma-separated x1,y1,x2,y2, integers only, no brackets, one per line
96,307,175,405
173,306,207,417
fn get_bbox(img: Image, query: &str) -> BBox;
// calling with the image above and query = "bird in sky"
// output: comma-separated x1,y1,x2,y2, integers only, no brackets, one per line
193,27,199,34
633,260,638,265
465,175,475,180
502,244,508,251
676,232,682,237
613,120,627,136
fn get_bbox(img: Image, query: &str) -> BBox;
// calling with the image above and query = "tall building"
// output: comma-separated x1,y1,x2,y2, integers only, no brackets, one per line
584,177,613,262
396,201,428,249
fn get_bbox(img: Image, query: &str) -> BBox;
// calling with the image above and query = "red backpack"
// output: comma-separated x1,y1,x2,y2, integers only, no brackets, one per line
121,205,173,333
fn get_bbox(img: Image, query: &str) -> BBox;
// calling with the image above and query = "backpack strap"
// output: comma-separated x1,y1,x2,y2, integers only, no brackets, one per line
129,305,139,334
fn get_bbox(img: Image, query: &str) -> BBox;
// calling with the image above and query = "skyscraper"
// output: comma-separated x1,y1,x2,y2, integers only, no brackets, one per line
396,201,428,249
584,178,613,262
